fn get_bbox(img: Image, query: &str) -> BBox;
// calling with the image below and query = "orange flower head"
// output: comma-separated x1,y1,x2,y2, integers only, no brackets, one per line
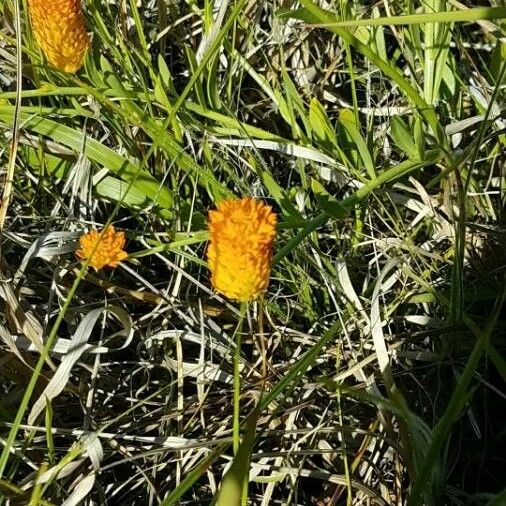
207,197,277,302
76,226,128,271
28,0,90,73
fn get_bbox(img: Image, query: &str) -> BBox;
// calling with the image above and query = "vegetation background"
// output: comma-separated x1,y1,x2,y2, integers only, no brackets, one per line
0,0,505,504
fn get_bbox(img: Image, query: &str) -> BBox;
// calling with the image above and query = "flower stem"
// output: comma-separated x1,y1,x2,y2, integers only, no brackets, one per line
233,302,247,455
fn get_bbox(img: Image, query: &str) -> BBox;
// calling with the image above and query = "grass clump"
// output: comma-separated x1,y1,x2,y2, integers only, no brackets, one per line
0,1,505,504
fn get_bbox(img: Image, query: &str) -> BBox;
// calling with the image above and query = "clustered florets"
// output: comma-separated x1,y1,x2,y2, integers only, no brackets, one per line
76,198,277,303
28,0,89,72
207,197,277,302
76,225,128,271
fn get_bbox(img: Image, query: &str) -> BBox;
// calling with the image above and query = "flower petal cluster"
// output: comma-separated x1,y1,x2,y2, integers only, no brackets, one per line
28,0,90,73
76,226,128,271
207,197,277,302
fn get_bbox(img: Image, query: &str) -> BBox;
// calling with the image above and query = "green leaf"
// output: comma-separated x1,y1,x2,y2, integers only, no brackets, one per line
281,68,312,139
309,98,337,150
0,108,174,214
391,116,418,159
251,158,302,221
486,489,506,506
311,179,348,219
339,109,376,178
372,7,387,61
489,41,506,84
213,409,260,506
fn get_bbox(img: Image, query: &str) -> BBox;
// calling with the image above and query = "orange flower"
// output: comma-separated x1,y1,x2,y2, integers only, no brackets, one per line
28,0,90,73
76,226,128,271
207,197,277,302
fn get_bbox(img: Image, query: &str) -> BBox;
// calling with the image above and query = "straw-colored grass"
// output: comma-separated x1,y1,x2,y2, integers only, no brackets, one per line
0,1,505,504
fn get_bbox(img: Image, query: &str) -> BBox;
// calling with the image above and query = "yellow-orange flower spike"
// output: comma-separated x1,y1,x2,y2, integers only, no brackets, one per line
76,226,128,271
28,0,90,73
207,197,277,302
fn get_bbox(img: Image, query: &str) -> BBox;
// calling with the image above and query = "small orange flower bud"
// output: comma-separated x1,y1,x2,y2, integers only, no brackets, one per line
28,0,90,73
76,226,128,271
207,197,277,302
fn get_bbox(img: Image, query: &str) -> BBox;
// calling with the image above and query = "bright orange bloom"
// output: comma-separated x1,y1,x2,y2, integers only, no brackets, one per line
76,226,128,271
207,197,277,302
28,0,90,73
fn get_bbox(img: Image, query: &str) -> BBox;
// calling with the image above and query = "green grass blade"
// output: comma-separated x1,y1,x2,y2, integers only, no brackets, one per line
284,0,449,148
0,108,174,213
280,7,506,28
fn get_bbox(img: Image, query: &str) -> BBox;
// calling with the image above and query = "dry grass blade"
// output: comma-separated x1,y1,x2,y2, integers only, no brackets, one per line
0,0,504,503
28,306,133,425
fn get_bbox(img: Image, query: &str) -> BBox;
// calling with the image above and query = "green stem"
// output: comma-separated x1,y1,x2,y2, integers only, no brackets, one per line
233,303,248,455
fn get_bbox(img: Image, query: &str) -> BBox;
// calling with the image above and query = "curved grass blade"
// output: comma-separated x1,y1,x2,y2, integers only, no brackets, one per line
0,109,174,213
